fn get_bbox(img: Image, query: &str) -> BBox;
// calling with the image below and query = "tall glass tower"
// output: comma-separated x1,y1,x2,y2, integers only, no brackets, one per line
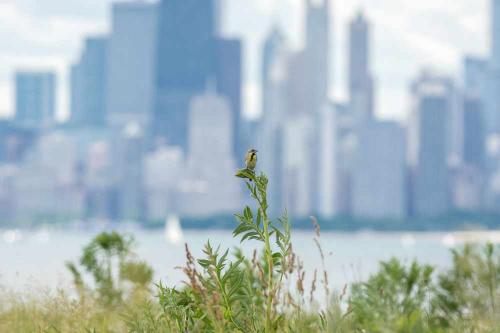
349,11,374,123
489,0,500,134
155,0,242,158
15,71,56,129
157,0,217,91
492,0,500,69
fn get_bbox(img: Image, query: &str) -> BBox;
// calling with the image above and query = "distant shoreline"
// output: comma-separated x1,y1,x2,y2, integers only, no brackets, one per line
1,211,500,232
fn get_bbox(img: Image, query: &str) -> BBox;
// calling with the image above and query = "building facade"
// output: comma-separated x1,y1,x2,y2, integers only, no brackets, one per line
352,121,406,219
155,0,217,150
155,0,242,156
106,2,158,129
349,11,374,124
71,37,108,127
179,90,241,217
259,27,288,216
15,71,56,129
411,83,450,216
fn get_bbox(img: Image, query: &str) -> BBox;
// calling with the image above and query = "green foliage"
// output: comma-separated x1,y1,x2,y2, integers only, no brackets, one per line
66,231,154,306
433,243,500,330
154,170,295,332
347,244,500,332
349,258,435,332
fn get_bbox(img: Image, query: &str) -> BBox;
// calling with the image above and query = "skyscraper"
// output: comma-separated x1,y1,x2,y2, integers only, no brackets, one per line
352,121,406,219
144,145,184,220
71,36,108,127
262,27,288,115
84,141,119,220
411,82,449,217
464,57,488,96
116,123,145,220
155,0,242,156
463,96,486,171
286,51,308,116
281,0,332,215
334,102,355,215
0,121,36,163
492,0,500,69
180,89,241,217
304,0,330,115
317,103,339,218
157,0,217,92
286,0,330,117
283,115,315,217
349,11,374,124
304,0,331,213
216,38,242,157
15,71,56,129
409,70,460,160
155,0,217,150
14,132,83,219
487,0,500,134
452,95,487,211
106,2,158,129
259,26,288,216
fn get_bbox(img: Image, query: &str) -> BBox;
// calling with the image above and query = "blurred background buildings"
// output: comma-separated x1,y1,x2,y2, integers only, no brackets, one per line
0,0,500,223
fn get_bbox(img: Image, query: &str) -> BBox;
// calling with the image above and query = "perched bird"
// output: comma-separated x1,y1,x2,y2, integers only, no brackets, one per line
245,148,258,171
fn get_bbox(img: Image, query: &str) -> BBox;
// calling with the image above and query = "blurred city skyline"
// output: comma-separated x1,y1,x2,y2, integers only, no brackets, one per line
0,0,490,122
0,0,499,223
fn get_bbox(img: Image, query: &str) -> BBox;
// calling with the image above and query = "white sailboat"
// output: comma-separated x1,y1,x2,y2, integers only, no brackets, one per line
164,215,183,245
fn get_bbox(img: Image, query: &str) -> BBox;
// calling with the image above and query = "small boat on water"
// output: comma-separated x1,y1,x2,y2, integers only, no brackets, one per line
165,215,183,245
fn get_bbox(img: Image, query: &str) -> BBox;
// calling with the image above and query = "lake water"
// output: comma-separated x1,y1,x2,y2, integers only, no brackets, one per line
1,228,497,292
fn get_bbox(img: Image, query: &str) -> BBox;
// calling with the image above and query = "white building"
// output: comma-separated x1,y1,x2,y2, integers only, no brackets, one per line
452,165,484,211
144,145,184,220
352,121,407,219
36,132,78,185
259,26,289,216
116,122,145,220
84,140,118,219
485,134,500,210
317,103,339,218
283,115,315,217
13,132,83,219
180,90,241,217
85,141,114,189
0,165,19,219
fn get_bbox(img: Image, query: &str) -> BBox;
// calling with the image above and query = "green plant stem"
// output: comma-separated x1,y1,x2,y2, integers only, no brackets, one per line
249,174,274,332
212,270,244,332
262,211,274,333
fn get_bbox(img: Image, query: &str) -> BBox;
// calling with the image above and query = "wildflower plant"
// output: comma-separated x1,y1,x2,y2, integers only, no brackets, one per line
66,231,153,307
152,169,293,332
234,168,292,331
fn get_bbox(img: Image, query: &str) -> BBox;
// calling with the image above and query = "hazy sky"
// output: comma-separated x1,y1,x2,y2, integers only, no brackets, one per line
0,0,490,122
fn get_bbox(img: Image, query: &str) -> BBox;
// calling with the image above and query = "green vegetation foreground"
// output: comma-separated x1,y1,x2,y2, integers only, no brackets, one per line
1,169,500,332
